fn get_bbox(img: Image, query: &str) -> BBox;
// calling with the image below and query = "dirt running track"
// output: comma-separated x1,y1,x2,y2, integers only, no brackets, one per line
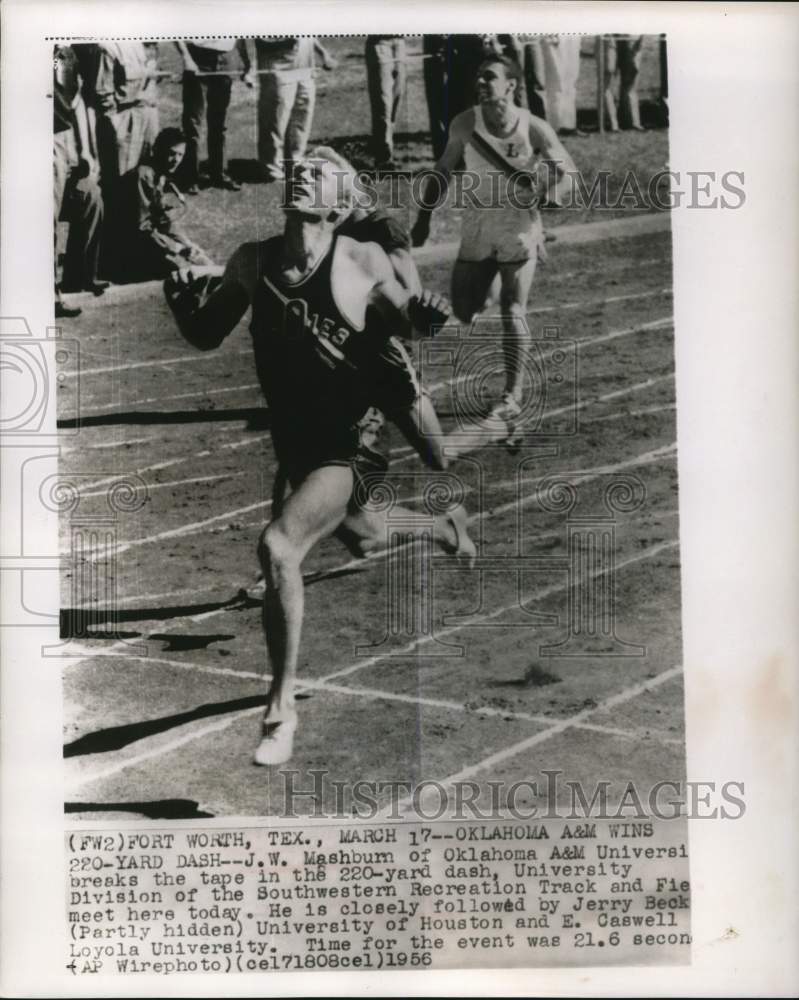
58,222,684,820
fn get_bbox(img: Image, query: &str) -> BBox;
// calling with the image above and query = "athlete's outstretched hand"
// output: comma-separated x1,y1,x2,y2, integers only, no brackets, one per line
411,213,431,248
408,288,451,335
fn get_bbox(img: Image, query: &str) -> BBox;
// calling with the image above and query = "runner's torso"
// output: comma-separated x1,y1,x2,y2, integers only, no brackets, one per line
250,235,381,461
463,105,538,207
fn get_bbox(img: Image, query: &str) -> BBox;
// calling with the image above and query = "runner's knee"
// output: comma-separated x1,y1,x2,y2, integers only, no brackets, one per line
258,522,299,574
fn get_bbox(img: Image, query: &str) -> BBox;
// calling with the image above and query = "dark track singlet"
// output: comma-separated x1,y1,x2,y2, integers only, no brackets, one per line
249,234,382,479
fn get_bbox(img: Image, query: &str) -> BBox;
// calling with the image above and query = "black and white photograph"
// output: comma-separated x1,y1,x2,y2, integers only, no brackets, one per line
1,2,797,995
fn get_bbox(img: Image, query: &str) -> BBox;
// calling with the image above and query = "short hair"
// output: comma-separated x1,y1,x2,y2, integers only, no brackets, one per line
477,54,523,90
153,127,186,160
306,145,358,209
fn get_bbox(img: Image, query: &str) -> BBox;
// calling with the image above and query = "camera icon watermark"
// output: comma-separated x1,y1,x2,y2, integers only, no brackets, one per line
418,318,578,446
0,316,79,435
348,460,648,661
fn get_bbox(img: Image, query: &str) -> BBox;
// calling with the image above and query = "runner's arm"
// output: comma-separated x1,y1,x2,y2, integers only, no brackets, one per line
530,117,577,207
411,112,472,246
368,280,450,341
164,244,254,350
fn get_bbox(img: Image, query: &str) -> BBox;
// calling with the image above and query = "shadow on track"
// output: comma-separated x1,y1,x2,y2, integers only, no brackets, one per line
58,407,269,430
64,798,216,819
64,693,268,758
60,596,248,637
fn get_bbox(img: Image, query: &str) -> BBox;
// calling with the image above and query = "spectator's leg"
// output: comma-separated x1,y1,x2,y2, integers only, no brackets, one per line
540,37,563,130
524,41,547,119
558,36,582,131
206,71,233,181
618,37,643,130
62,176,104,291
423,38,448,159
366,38,393,165
603,37,620,131
258,73,294,180
181,70,205,187
96,110,128,278
389,38,407,157
114,106,159,180
53,133,70,289
285,76,316,168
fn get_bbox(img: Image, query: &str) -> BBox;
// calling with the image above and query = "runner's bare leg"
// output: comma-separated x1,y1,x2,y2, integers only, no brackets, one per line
451,258,498,324
390,392,449,470
255,464,353,764
498,257,537,400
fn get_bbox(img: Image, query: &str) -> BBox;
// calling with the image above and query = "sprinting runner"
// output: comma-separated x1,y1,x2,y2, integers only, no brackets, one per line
165,148,475,766
411,55,575,434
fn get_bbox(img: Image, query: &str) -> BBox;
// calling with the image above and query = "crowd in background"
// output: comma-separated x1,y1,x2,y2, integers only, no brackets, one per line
53,34,664,317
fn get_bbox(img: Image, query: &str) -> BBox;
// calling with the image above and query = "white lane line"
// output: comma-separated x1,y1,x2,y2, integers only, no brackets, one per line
68,294,670,426
77,471,245,501
65,433,676,562
61,346,252,379
79,586,225,608
574,720,684,747
526,287,671,316
65,432,270,494
61,314,673,477
436,664,684,786
61,436,155,455
66,360,674,550
319,538,679,684
109,499,272,560
62,442,677,626
76,382,262,417
585,403,676,424
67,641,682,793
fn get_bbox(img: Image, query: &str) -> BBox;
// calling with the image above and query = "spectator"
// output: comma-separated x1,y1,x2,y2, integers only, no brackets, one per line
80,41,160,186
116,127,214,281
659,34,669,125
252,37,336,183
53,44,107,313
540,34,585,136
422,35,448,160
603,35,646,131
519,35,547,119
365,35,406,170
422,35,496,161
175,39,252,193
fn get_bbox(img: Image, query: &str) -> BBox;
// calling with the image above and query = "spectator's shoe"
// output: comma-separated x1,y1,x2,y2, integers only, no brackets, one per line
184,183,200,195
55,299,81,319
558,127,587,138
87,280,110,297
211,174,242,192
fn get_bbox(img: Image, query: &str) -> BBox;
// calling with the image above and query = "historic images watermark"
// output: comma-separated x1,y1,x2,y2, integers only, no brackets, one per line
279,770,746,822
284,165,747,214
